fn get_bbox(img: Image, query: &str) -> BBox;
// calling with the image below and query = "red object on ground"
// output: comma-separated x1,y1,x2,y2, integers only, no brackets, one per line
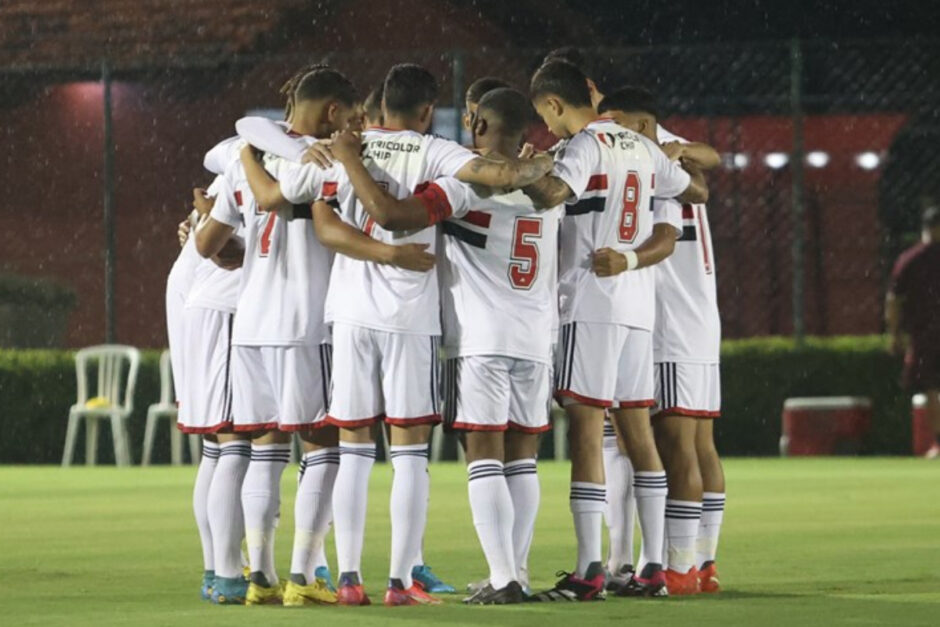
911,394,933,455
780,397,872,456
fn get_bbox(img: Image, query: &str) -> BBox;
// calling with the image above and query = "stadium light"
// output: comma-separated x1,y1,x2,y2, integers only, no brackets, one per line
764,152,789,169
806,151,830,168
856,151,881,170
732,153,749,169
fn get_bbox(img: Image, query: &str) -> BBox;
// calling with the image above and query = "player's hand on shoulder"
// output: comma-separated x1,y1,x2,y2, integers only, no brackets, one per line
661,141,685,161
301,140,335,169
386,243,436,273
592,247,628,277
329,130,363,165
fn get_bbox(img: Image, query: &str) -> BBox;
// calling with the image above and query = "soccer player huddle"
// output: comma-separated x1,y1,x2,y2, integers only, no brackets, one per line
166,46,726,607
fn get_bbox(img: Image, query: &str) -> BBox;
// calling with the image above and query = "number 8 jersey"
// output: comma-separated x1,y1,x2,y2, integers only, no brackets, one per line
553,118,691,331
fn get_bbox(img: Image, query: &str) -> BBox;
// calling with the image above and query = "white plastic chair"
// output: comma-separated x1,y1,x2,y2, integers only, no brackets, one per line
142,349,201,466
62,345,141,467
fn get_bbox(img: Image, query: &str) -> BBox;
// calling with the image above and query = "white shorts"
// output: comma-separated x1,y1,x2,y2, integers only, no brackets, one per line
327,323,440,427
653,361,721,418
230,343,332,432
178,308,234,433
442,356,552,433
555,322,654,409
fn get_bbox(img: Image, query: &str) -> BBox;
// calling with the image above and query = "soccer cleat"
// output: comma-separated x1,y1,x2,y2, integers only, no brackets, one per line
412,564,456,593
210,576,248,605
616,565,668,597
315,566,337,593
605,564,635,593
466,578,489,594
383,578,442,606
200,570,215,601
462,581,526,605
246,580,284,605
283,579,337,606
336,572,371,606
532,570,606,602
665,567,700,596
698,562,721,593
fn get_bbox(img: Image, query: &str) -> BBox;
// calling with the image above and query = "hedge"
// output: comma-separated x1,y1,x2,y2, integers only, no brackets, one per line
0,336,912,464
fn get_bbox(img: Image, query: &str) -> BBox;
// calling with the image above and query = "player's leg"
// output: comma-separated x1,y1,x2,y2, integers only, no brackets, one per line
381,332,442,606
609,327,668,597
696,418,725,593
602,417,637,591
207,431,252,604
194,434,220,598
327,323,383,605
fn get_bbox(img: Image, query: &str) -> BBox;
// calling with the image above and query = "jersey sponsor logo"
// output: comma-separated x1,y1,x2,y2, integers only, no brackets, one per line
594,130,637,151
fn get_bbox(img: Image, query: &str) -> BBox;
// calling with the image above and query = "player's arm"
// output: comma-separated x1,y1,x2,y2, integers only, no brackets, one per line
661,141,721,171
678,163,709,204
455,152,554,189
885,290,905,354
522,175,575,209
235,117,308,162
195,216,235,259
312,201,435,272
592,224,678,276
239,145,295,212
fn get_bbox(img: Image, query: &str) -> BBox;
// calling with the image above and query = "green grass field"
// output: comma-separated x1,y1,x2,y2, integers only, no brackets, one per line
1,458,938,626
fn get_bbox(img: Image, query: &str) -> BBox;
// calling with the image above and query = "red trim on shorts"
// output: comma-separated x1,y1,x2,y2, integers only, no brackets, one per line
232,421,279,433
508,421,552,434
555,389,614,408
176,421,232,434
652,406,721,419
279,421,332,432
325,414,385,429
451,421,507,432
385,414,442,426
617,399,657,409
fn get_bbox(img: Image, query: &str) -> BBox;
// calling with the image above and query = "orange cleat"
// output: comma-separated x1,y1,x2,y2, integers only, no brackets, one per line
698,562,721,594
336,572,371,606
383,579,442,606
665,567,700,596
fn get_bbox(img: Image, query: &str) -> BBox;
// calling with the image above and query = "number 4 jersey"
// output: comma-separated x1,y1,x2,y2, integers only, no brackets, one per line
553,118,691,331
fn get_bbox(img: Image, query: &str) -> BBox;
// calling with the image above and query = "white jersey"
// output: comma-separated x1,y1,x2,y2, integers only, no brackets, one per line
433,178,562,364
166,233,201,304
322,128,476,335
554,118,691,330
210,139,334,346
654,126,721,363
185,176,242,314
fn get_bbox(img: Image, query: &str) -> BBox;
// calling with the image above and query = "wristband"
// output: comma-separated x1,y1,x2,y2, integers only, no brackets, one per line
625,250,639,271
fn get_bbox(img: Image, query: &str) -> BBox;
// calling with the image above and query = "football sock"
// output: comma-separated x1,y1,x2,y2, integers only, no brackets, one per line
242,442,290,586
332,442,376,579
665,499,702,573
634,471,668,568
602,433,636,573
290,447,340,583
468,460,517,589
570,481,606,578
388,444,429,589
193,441,220,571
208,440,250,578
504,458,539,584
698,492,726,567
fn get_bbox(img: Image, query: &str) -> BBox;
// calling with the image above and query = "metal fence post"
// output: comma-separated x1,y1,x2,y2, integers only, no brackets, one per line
790,39,806,345
102,59,116,343
452,49,465,143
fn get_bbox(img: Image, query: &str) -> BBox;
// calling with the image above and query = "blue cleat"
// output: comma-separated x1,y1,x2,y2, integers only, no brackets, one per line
412,564,456,594
211,575,249,605
315,566,337,593
200,570,215,601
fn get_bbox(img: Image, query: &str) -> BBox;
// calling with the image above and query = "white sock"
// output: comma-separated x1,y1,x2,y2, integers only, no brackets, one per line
414,546,424,568
313,540,329,572
290,447,340,582
665,499,702,573
194,441,220,572
332,442,376,578
467,460,517,589
634,471,668,569
388,444,429,588
504,458,538,585
570,481,606,578
602,431,635,574
698,492,726,567
241,443,290,585
208,440,250,578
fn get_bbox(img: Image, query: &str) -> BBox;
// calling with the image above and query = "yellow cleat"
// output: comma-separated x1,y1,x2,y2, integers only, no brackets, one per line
246,581,284,605
283,579,338,606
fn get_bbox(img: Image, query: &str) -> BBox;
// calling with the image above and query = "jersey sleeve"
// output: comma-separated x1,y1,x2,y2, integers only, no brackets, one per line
235,117,309,163
552,133,600,201
414,177,475,225
639,134,692,199
208,173,242,229
277,160,336,205
653,198,683,239
204,136,242,175
424,136,477,179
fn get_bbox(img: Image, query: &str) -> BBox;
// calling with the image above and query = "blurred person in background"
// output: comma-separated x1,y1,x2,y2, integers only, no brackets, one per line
886,206,940,458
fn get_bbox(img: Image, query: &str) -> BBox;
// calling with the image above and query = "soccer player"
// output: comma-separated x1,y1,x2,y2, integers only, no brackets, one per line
887,207,940,459
524,60,707,600
250,63,551,606
363,84,384,128
462,76,511,133
599,85,726,594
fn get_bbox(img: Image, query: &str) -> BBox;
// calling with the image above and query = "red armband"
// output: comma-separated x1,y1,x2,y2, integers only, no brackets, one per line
414,181,453,226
